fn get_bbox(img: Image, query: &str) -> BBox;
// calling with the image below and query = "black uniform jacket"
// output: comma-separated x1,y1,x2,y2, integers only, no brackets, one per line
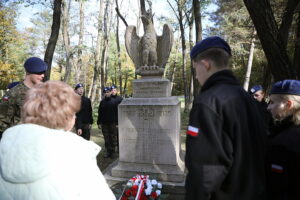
75,96,93,129
111,94,123,124
257,100,273,136
185,70,267,200
266,116,300,200
97,97,118,124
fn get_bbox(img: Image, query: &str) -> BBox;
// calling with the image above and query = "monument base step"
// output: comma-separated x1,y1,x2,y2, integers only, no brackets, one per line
110,160,185,183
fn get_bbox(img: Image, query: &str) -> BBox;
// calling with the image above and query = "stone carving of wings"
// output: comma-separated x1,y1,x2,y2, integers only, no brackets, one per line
156,24,173,68
125,26,142,69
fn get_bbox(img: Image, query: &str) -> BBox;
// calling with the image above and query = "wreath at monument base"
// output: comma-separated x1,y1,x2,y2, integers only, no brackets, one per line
119,174,162,200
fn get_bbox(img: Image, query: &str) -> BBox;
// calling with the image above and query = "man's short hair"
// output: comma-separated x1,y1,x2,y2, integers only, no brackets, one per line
193,48,231,68
21,81,81,131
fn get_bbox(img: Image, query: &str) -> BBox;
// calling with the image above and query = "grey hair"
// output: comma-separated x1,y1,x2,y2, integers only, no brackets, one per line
278,94,300,125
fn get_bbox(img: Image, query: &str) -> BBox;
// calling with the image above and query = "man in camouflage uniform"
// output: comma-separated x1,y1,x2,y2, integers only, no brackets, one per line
0,57,48,139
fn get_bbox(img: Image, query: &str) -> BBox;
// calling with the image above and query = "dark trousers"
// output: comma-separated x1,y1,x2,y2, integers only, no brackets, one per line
101,122,118,153
77,124,91,140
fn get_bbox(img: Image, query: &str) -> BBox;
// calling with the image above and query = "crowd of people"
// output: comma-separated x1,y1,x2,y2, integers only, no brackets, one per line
185,36,300,200
0,36,299,200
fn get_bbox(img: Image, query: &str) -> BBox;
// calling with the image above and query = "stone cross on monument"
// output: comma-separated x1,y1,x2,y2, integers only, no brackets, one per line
110,12,185,183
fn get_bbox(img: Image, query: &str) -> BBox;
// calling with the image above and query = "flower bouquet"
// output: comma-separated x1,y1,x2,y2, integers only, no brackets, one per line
119,174,163,200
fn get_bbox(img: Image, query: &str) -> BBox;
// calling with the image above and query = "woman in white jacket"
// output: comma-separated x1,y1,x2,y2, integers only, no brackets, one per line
0,80,116,200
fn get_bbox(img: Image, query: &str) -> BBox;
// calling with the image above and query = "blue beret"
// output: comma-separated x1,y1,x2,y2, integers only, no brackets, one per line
7,81,20,89
75,83,84,90
24,57,48,73
190,36,232,59
249,85,263,94
103,87,111,93
110,85,117,90
270,80,300,95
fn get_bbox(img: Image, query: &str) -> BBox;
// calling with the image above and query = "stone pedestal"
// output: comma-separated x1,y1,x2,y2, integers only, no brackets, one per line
111,78,185,182
132,78,171,98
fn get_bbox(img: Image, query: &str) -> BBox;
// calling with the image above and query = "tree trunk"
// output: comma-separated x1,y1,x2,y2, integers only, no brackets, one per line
177,0,188,112
243,0,296,81
100,0,111,96
62,0,73,83
115,0,123,95
243,31,256,91
278,0,299,50
91,0,104,104
294,11,300,77
76,0,84,84
44,0,62,81
188,12,194,110
193,0,202,42
192,0,201,97
169,39,179,92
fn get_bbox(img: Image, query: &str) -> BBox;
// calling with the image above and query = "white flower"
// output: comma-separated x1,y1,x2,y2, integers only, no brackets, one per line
157,183,162,189
145,188,152,195
151,179,158,185
134,179,139,185
156,190,161,196
126,182,133,187
146,180,151,186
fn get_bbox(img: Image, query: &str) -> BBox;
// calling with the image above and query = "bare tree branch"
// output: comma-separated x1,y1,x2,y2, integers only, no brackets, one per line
167,0,180,21
115,0,128,27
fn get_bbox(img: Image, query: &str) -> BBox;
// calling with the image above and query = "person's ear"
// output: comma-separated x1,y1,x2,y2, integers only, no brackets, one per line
201,59,211,71
286,100,293,109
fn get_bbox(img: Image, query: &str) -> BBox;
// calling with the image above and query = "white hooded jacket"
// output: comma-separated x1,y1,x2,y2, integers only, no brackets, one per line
0,124,116,200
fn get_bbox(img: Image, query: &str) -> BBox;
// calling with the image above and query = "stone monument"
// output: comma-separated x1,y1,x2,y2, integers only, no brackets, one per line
111,11,185,182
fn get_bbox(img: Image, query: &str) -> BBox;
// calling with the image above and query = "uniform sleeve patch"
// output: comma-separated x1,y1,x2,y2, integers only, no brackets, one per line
271,164,284,173
2,96,9,101
187,125,199,136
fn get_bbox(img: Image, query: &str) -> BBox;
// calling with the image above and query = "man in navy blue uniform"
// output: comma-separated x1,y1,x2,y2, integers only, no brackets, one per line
110,85,123,151
74,83,93,140
249,85,273,136
185,36,267,200
97,87,119,158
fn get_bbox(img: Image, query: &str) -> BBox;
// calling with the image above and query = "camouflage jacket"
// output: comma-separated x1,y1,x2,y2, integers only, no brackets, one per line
0,82,29,133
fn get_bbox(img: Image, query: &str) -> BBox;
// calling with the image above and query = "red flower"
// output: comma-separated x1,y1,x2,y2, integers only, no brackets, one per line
132,185,138,190
124,189,132,197
132,190,137,197
140,195,148,200
121,197,128,200
150,191,158,199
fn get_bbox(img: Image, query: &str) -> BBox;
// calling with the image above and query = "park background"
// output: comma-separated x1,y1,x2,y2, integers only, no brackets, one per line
1,0,299,112
1,0,299,198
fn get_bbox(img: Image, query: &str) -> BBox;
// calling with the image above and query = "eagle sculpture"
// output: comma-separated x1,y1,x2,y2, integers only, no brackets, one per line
125,14,173,77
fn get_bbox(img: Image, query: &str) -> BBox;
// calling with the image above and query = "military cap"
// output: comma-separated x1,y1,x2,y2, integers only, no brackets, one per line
249,85,263,94
103,87,111,93
110,85,117,90
24,57,48,73
7,81,20,89
75,83,84,90
190,36,232,59
270,80,300,95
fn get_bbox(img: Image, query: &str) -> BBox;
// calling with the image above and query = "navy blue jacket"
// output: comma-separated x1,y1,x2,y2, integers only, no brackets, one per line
75,96,93,129
185,70,267,200
266,116,300,200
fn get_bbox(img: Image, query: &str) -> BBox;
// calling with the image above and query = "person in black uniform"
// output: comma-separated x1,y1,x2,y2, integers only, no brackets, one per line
185,36,267,200
110,85,123,152
97,87,118,158
249,85,273,136
74,83,93,140
266,80,300,200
